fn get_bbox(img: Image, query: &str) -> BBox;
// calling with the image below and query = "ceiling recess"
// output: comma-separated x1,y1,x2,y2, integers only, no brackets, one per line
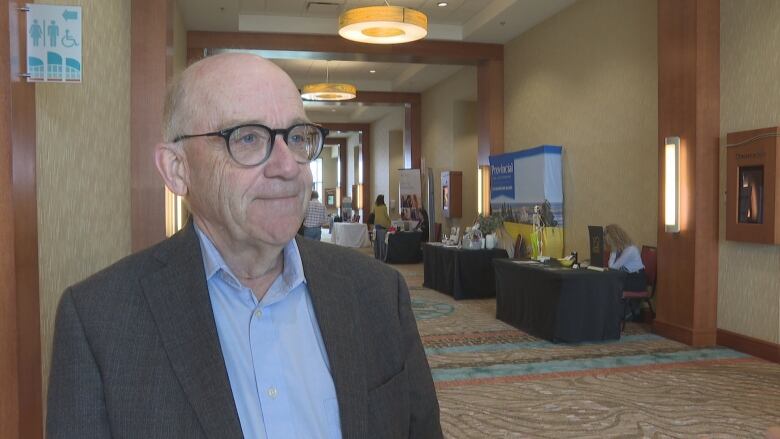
306,1,342,16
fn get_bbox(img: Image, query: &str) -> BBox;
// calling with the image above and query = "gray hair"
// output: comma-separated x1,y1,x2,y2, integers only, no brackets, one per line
162,69,195,143
162,55,219,143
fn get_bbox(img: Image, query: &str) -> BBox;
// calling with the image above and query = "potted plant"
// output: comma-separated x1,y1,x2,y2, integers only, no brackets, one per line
476,213,503,249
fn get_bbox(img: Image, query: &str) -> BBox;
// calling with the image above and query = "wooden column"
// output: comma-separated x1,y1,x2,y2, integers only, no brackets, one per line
404,98,422,169
338,140,347,200
131,0,173,251
1,2,42,437
477,58,504,165
325,137,348,200
654,0,720,346
361,126,371,220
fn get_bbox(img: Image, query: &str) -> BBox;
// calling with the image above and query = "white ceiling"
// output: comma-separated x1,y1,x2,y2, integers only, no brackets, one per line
304,102,403,124
179,0,577,123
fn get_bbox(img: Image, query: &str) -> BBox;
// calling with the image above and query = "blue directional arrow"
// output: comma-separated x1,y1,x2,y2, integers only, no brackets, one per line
62,10,78,21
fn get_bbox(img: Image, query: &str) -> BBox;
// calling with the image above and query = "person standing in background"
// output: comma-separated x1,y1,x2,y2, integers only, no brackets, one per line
372,195,391,260
302,191,327,240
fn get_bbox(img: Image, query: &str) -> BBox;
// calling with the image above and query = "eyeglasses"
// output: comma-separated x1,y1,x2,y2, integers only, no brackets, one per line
173,123,329,167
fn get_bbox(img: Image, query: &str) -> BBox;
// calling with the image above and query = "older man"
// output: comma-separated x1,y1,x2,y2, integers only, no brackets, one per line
46,53,441,439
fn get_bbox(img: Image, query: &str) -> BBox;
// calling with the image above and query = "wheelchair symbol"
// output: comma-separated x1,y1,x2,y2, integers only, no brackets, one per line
61,30,78,48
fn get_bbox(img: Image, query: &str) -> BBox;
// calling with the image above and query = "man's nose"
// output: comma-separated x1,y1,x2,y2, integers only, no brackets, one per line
263,134,301,178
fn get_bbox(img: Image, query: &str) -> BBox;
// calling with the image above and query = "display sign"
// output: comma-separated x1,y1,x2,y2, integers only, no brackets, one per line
399,168,422,222
26,4,82,82
490,145,565,257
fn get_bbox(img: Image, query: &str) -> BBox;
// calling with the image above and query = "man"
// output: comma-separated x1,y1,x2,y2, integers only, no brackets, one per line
302,190,327,240
47,53,441,439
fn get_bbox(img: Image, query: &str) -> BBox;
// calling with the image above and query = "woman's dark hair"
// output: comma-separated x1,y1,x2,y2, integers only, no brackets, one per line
375,194,385,206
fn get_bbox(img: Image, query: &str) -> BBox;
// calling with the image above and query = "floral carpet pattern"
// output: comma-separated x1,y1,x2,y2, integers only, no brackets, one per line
381,257,780,438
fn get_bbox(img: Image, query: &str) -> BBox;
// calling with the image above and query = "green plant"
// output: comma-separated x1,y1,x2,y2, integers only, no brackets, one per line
476,213,503,235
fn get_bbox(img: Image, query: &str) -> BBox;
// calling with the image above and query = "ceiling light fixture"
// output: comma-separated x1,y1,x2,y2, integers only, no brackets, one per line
301,61,357,101
338,2,427,45
369,69,376,74
437,2,448,7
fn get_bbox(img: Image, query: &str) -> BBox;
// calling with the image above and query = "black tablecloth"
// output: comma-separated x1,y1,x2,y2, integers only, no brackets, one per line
385,231,423,263
423,244,508,300
494,260,625,343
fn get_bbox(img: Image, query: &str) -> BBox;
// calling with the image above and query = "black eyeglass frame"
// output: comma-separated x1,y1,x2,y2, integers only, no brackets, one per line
173,122,330,167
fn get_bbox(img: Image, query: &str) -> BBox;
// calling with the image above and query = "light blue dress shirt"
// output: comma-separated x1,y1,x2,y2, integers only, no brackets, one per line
195,225,341,439
608,245,645,273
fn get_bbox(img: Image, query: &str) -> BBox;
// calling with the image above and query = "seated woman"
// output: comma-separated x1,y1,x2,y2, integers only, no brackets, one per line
371,195,392,260
604,224,647,320
604,224,647,290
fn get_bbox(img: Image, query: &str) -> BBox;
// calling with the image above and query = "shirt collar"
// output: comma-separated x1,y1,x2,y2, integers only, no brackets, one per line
194,223,307,294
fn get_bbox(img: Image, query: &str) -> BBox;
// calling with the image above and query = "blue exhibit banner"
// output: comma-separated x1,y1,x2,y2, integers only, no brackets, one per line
489,145,564,227
489,154,515,200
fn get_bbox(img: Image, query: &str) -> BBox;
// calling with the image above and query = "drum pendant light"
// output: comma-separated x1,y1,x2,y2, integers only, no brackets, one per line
338,2,428,45
301,61,357,101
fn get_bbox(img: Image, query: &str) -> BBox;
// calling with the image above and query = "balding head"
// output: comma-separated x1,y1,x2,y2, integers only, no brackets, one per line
155,52,315,253
163,53,303,142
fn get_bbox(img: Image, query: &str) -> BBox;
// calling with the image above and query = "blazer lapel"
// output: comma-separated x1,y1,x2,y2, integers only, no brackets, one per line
140,225,243,439
297,237,368,439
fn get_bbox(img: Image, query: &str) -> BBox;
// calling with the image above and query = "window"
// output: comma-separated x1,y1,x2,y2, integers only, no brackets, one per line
310,158,323,199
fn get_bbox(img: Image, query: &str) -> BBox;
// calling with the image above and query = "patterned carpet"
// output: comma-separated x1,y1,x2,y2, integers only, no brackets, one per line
380,257,780,438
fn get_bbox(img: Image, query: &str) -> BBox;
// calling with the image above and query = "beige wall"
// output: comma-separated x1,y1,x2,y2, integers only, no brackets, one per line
371,108,404,212
421,66,477,231
321,147,339,213
504,0,658,255
719,0,780,344
36,0,132,404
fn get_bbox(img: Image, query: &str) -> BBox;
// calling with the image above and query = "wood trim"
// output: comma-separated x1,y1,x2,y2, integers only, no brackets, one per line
717,329,780,363
2,2,42,437
131,0,173,251
653,319,717,346
655,0,720,346
188,31,503,65
0,3,20,437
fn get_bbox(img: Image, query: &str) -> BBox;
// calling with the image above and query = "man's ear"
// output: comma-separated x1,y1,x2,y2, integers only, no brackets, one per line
154,142,189,196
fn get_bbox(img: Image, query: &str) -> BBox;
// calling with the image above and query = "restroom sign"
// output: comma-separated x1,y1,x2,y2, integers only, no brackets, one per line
26,4,82,82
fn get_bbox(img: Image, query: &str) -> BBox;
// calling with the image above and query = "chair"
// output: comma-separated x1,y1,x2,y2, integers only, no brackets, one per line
621,245,657,330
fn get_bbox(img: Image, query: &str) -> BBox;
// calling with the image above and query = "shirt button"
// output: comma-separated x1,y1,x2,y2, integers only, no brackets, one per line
267,387,278,399
254,309,263,319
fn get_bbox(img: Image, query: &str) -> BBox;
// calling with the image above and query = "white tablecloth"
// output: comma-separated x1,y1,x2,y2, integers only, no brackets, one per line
331,222,371,248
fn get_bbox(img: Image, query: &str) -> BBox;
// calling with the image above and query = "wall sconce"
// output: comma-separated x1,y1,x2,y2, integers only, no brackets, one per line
356,183,363,210
164,187,185,237
477,165,491,215
477,167,483,215
665,136,680,233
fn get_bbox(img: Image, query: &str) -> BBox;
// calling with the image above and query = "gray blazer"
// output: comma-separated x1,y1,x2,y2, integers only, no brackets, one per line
47,223,442,438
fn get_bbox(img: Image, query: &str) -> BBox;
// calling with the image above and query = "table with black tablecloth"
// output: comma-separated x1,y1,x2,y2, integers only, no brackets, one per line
494,259,625,343
385,231,423,263
423,243,508,299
